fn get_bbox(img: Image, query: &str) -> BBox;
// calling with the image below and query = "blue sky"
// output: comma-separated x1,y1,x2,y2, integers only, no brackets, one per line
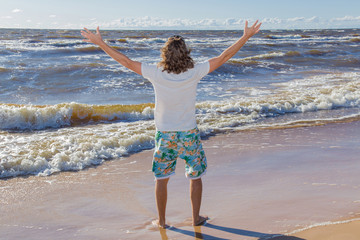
1,0,360,29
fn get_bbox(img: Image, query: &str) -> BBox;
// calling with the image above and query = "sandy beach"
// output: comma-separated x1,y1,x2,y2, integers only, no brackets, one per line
1,119,360,240
289,219,360,240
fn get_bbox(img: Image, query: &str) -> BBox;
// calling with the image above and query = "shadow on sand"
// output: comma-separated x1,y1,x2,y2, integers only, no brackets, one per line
158,223,305,240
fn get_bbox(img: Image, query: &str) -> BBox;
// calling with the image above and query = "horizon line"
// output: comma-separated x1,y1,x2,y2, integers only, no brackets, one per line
1,27,360,31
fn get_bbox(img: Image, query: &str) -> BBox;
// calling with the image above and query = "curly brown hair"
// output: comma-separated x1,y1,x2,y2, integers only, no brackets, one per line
158,35,194,74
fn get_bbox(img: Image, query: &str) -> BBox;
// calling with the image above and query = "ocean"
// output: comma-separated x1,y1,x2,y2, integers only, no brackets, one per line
0,28,359,178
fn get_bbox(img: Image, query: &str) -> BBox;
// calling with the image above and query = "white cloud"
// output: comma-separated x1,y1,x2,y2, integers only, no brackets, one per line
224,18,245,27
86,17,248,30
77,15,360,30
306,16,319,22
225,18,237,26
12,9,23,13
262,17,282,24
287,17,305,22
334,16,360,21
286,16,316,22
4,15,360,30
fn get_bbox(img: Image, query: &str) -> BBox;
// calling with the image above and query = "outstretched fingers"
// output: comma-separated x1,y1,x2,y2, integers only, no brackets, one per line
251,20,259,28
81,28,94,36
83,27,92,34
250,20,262,34
243,20,262,38
81,27,98,43
254,22,262,33
81,31,89,41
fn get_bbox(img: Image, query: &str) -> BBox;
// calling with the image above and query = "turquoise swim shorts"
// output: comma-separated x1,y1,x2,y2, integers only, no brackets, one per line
152,127,207,179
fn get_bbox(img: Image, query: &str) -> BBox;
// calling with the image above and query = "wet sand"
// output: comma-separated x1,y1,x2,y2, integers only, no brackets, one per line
1,120,360,240
289,219,360,240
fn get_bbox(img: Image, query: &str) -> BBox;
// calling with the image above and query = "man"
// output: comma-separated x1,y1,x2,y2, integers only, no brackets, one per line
81,20,261,228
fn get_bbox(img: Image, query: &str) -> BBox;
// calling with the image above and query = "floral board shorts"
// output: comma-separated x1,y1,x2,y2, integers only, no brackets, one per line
152,127,207,180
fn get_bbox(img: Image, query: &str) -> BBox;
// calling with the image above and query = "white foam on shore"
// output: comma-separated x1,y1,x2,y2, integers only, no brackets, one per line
285,217,360,236
2,110,359,179
0,120,155,178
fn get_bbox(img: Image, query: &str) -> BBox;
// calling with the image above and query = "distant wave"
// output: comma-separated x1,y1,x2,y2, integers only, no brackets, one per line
349,37,360,42
229,50,359,68
263,34,310,39
232,49,337,61
43,62,108,74
306,49,331,56
230,52,287,62
229,51,302,63
0,67,10,73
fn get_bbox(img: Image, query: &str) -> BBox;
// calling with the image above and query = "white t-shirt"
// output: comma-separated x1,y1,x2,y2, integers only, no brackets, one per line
142,61,210,131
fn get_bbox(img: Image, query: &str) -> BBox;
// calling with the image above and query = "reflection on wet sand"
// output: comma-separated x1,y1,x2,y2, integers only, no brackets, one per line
156,223,306,240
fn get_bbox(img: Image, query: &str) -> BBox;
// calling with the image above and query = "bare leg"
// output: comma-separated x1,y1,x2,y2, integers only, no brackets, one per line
190,178,208,226
155,178,169,228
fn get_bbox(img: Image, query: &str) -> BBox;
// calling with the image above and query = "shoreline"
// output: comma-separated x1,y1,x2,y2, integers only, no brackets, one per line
286,218,360,240
1,120,360,239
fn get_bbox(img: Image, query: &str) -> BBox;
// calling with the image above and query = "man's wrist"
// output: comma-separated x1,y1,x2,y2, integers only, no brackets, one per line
242,34,251,40
97,40,107,48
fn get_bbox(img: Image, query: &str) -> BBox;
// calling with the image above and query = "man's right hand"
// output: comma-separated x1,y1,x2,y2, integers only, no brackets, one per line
243,20,262,39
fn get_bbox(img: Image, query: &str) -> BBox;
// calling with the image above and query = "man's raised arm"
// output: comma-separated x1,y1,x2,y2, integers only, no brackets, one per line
208,20,261,73
81,27,142,75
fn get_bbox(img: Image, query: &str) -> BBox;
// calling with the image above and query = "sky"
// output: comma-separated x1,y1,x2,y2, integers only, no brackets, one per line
1,0,360,30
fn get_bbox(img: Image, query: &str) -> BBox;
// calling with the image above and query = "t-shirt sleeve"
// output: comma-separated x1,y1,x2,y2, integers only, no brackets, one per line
195,61,210,80
141,63,158,83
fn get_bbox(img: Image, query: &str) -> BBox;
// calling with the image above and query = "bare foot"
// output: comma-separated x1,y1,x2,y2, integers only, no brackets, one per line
152,219,169,229
193,215,208,226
